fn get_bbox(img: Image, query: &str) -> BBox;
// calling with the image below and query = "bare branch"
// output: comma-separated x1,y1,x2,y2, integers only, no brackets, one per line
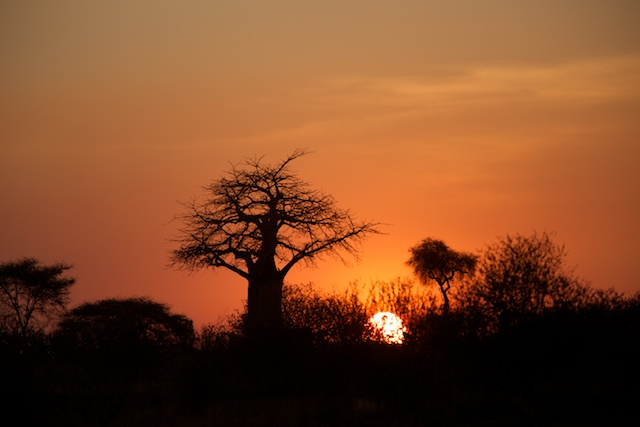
170,150,380,279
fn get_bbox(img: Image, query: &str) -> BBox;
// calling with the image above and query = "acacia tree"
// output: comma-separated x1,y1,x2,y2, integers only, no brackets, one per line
407,238,477,315
0,257,75,340
170,150,379,337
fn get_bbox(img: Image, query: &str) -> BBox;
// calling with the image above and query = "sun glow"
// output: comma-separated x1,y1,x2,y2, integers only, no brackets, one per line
368,311,407,344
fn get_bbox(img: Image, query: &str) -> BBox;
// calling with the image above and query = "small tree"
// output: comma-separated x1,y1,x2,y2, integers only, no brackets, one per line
407,238,477,315
460,231,588,333
170,150,379,338
0,257,75,341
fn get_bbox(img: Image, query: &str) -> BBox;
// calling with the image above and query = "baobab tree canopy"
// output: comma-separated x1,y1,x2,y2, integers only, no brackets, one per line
170,150,379,336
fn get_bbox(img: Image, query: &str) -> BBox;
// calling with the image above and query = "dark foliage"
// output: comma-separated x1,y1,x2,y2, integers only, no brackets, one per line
55,297,195,363
282,282,370,345
9,284,638,427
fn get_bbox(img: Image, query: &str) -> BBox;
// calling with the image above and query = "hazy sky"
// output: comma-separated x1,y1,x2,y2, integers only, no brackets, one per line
2,1,639,326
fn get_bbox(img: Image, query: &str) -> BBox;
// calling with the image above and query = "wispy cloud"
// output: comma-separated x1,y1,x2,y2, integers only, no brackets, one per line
239,55,640,157
316,55,640,111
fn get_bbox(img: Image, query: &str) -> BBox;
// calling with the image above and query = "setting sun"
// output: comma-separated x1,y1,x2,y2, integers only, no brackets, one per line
368,311,407,344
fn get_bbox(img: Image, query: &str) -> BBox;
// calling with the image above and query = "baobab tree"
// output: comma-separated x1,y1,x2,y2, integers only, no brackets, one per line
407,238,477,315
170,150,379,338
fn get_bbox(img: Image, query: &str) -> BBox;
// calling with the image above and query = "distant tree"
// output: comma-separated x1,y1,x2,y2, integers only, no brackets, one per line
0,257,75,341
458,231,589,332
57,297,195,355
407,238,478,315
170,150,379,338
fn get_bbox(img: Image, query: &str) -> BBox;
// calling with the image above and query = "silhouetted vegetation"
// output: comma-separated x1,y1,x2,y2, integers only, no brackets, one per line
0,257,75,348
455,231,594,336
56,297,195,360
407,237,478,315
3,236,638,426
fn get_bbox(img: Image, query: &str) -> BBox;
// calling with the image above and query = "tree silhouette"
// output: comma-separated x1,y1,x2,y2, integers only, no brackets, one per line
459,231,588,332
407,238,477,315
0,257,74,341
57,297,194,355
170,150,379,338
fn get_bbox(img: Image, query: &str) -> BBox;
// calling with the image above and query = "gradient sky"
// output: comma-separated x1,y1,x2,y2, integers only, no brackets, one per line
2,1,639,327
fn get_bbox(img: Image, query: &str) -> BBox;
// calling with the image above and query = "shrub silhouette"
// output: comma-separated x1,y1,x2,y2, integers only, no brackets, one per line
56,297,194,362
282,282,369,344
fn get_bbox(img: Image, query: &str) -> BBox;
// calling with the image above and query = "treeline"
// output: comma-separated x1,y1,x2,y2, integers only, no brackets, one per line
2,232,639,426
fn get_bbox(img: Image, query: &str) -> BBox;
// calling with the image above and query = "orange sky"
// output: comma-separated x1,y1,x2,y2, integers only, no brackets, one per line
2,1,639,327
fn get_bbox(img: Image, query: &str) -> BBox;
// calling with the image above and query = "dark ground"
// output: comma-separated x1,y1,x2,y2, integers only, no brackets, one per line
5,318,639,427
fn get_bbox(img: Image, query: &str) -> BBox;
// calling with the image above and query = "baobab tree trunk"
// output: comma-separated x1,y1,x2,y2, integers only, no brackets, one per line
246,264,284,340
